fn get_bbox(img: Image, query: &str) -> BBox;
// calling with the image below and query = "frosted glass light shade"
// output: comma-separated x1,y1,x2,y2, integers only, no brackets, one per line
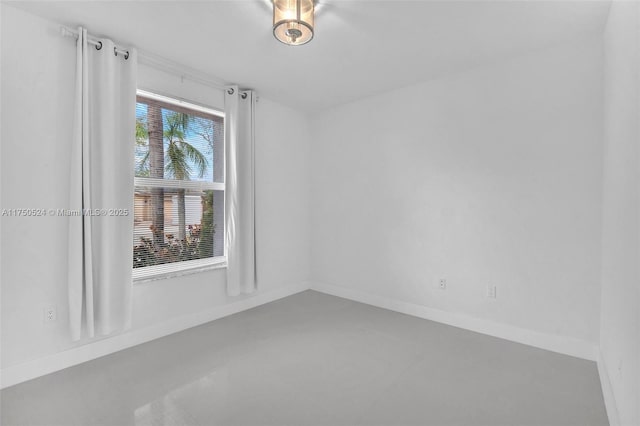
273,0,314,46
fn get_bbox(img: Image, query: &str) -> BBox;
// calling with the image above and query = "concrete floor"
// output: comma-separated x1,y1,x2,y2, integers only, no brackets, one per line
1,290,608,426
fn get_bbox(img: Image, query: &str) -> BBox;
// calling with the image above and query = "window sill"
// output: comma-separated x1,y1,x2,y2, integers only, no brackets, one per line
133,257,227,284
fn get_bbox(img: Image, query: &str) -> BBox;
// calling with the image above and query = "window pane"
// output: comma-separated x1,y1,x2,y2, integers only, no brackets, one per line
135,97,224,183
133,93,225,274
133,187,224,268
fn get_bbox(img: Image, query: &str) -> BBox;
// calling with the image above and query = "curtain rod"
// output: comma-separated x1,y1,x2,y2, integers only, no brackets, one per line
61,26,130,59
60,25,228,91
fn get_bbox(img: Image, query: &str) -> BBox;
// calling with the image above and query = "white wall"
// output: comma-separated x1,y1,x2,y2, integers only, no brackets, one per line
0,4,310,383
600,1,640,425
310,37,604,356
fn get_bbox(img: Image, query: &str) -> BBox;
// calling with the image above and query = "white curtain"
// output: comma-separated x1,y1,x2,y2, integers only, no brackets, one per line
225,86,257,296
68,28,137,341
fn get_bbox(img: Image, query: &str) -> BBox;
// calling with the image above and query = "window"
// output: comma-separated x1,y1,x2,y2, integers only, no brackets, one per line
133,91,225,280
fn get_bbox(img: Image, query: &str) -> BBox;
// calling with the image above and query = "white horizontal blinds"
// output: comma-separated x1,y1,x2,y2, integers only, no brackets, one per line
132,186,225,269
133,94,225,278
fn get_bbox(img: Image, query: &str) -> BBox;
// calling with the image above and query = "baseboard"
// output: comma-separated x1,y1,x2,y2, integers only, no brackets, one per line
0,281,311,389
311,281,598,361
2,281,598,389
597,351,621,426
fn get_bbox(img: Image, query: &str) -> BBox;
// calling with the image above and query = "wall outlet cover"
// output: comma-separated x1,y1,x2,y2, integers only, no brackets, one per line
487,285,497,299
44,305,57,323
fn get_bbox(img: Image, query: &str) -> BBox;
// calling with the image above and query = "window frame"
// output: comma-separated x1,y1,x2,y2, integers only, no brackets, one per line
132,90,226,283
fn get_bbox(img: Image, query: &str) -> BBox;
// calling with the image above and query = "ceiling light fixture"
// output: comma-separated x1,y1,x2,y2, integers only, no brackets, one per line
273,0,314,46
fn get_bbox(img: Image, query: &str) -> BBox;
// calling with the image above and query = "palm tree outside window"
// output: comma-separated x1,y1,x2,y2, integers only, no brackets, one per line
132,91,225,279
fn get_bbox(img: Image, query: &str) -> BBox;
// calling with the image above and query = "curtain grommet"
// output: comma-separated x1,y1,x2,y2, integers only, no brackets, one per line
95,41,102,51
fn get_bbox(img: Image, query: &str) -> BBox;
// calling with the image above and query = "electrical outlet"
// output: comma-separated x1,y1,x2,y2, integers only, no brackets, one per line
486,285,497,299
44,305,57,323
439,278,447,290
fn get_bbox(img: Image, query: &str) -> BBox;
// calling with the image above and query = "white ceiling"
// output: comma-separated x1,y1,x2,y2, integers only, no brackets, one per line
8,1,611,113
